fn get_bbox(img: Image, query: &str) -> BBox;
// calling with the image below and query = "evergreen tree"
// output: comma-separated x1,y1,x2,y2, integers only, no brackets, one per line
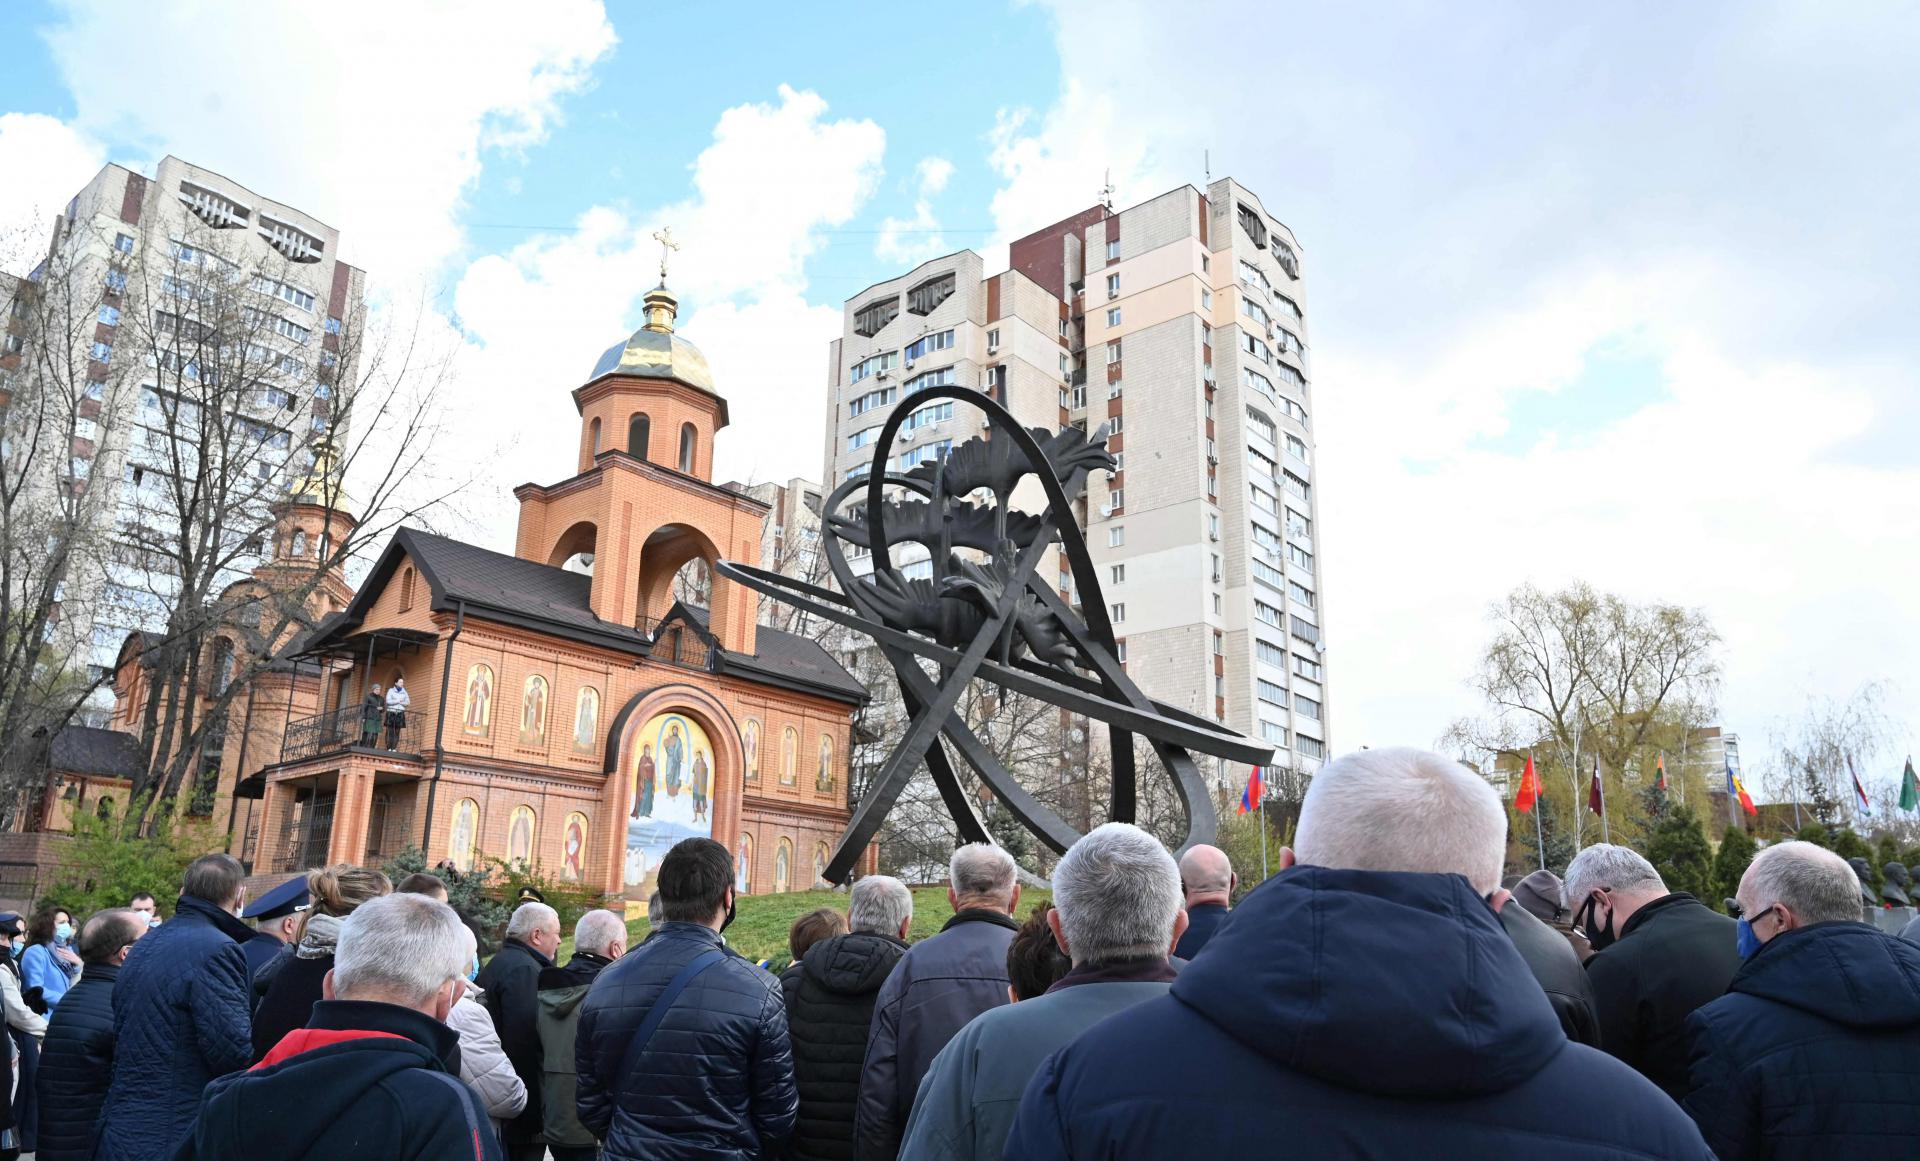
1710,826,1756,912
1875,833,1901,872
1794,822,1831,848
1646,806,1714,899
1829,829,1879,893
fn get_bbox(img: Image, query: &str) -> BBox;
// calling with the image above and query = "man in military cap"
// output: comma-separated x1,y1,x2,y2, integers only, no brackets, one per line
238,876,309,980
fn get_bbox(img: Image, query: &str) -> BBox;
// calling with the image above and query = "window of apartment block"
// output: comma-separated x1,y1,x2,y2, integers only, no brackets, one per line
1107,307,1122,327
1059,352,1070,374
1212,592,1223,615
987,327,1000,350
1286,433,1310,463
1284,471,1312,502
1109,525,1124,547
97,305,120,327
1290,616,1320,646
1111,563,1125,584
1109,413,1123,433
1109,489,1124,509
1288,544,1314,573
1252,557,1284,590
1294,694,1322,721
1257,639,1287,668
854,297,900,336
114,233,134,253
1107,239,1121,261
1059,318,1069,339
1201,253,1211,274
89,341,112,363
1286,507,1312,539
1106,339,1122,365
1207,513,1220,539
1215,673,1226,699
1116,640,1128,663
104,270,128,293
1258,679,1287,706
1207,470,1217,499
1106,273,1121,296
905,329,954,360
1255,601,1283,627
85,380,105,400
1112,452,1124,472
1211,553,1222,582
1206,437,1217,460
1289,580,1316,609
1071,385,1087,409
1297,736,1324,759
1108,381,1123,399
907,273,956,315
1201,288,1212,312
3,334,25,355
1110,602,1125,623
1262,720,1290,746
1294,654,1323,682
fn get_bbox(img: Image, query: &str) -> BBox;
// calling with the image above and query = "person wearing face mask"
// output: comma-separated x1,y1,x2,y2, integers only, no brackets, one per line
127,893,161,928
577,837,796,1161
447,923,528,1141
35,909,146,1161
95,854,254,1161
172,893,503,1161
0,911,48,1159
999,749,1713,1161
1681,841,1920,1161
1562,843,1740,1100
21,908,83,1010
475,901,562,1161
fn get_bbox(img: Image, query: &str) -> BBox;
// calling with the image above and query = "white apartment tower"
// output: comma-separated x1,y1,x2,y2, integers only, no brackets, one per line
1,157,366,723
823,179,1328,787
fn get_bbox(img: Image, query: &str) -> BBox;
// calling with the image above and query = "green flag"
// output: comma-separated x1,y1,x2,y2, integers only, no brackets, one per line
1902,756,1919,812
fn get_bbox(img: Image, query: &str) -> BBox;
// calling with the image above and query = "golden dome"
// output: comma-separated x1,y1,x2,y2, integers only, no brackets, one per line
588,283,717,395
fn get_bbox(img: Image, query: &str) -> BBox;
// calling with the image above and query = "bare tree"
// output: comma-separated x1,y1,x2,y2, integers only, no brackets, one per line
1765,682,1904,828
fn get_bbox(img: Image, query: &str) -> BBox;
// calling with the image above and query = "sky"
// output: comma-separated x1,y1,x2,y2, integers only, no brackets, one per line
3,0,1917,795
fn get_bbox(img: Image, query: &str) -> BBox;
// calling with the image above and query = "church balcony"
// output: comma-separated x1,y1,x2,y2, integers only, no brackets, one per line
279,704,434,764
635,615,715,673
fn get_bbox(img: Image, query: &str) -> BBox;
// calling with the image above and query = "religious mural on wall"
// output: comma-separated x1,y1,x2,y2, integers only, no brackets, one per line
507,805,537,865
562,811,588,880
736,831,753,893
625,710,716,893
742,718,760,784
574,687,600,751
463,664,494,735
448,797,479,872
781,726,798,785
817,734,834,792
521,675,549,745
774,837,791,893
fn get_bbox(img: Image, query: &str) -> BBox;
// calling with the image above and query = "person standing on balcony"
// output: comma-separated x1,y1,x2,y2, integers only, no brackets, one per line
384,677,411,749
361,683,384,747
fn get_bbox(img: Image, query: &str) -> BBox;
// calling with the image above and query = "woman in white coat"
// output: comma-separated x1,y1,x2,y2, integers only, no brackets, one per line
450,926,527,1138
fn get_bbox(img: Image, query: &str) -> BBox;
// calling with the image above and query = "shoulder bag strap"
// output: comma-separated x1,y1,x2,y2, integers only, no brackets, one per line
614,947,727,1088
425,1068,489,1161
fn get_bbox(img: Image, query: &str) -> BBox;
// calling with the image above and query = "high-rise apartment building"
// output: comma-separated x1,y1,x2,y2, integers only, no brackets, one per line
822,179,1328,787
1,156,365,724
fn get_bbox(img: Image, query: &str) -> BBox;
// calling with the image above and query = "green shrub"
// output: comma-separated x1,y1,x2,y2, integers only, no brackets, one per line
1711,826,1756,911
1645,807,1713,900
48,794,223,919
381,846,508,953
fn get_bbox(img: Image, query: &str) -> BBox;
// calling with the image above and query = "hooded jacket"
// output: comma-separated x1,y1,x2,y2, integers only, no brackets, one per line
855,909,1017,1161
1684,921,1920,1161
534,950,615,1148
250,916,343,1062
447,984,526,1130
1002,867,1715,1161
1501,901,1600,1045
34,961,119,1161
576,922,796,1160
782,930,907,1161
1584,892,1740,1098
175,999,502,1161
95,894,254,1161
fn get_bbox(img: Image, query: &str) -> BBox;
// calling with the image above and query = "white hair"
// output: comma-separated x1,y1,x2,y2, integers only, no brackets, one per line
1563,844,1665,909
1295,747,1507,895
849,875,913,936
506,901,559,941
1178,846,1233,895
949,843,1017,904
1053,823,1183,965
1746,841,1865,926
334,894,468,1007
573,909,627,956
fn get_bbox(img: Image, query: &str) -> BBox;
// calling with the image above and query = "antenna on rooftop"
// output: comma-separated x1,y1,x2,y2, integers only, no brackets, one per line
1100,169,1115,212
1204,150,1211,183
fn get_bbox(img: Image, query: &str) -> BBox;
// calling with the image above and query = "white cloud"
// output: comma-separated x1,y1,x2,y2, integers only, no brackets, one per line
1003,0,1920,781
447,86,887,544
0,113,104,269
875,156,956,265
39,0,617,281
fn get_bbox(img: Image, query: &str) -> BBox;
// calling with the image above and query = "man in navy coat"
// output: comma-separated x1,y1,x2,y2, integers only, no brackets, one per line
1004,747,1715,1161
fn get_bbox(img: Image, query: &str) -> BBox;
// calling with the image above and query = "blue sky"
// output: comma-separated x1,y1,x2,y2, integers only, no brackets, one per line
4,1,1917,793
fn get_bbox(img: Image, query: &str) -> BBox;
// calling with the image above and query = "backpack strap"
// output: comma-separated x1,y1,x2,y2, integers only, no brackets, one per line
424,1068,489,1161
615,947,727,1089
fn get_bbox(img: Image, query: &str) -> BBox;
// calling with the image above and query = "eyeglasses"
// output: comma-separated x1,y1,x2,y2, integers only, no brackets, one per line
1725,898,1779,925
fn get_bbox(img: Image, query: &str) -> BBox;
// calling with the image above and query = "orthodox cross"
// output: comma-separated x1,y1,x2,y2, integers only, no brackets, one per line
653,226,680,283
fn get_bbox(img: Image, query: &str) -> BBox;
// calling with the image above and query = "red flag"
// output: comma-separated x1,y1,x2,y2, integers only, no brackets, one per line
1588,760,1605,815
1656,752,1668,791
1514,753,1540,814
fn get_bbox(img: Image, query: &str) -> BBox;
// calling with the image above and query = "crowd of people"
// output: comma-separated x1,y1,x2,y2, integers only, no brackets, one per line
3,744,1919,1159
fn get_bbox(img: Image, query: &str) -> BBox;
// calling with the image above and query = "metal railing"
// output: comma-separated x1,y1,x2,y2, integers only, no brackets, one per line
633,616,714,672
279,704,430,764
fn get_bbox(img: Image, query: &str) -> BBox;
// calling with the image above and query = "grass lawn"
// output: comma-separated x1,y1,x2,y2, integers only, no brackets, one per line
560,884,1054,967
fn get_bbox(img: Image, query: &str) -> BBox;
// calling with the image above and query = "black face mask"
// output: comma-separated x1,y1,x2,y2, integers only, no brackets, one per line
720,894,737,934
1577,895,1618,952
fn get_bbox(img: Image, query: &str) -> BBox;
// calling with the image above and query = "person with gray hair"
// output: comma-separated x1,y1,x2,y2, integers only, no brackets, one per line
36,910,148,1161
536,910,629,1160
1564,842,1739,1098
475,900,562,1161
904,823,1186,1161
1681,840,1920,1161
1001,747,1715,1161
173,893,501,1160
856,845,1021,1161
782,876,913,1161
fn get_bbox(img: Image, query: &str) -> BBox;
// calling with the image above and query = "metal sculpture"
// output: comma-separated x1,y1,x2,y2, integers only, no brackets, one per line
718,386,1273,882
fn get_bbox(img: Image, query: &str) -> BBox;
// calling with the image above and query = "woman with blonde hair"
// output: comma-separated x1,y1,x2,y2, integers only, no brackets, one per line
249,864,391,1061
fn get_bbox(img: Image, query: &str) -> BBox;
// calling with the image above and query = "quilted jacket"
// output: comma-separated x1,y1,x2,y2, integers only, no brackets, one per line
94,894,254,1161
782,930,907,1161
575,922,796,1160
33,961,119,1161
1684,920,1920,1161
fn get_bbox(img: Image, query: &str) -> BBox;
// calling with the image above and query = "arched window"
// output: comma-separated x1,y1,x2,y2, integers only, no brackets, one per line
208,638,235,696
678,422,697,473
589,417,602,454
628,413,650,460
290,529,307,557
398,566,416,611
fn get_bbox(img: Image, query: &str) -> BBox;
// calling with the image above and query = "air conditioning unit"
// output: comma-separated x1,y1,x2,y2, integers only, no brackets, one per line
1207,454,1219,466
1208,531,1220,542
1203,370,1216,386
895,430,913,444
1108,290,1118,300
875,368,889,379
905,361,916,371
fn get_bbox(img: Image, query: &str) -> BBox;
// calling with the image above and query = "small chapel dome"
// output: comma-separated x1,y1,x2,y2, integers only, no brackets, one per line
588,283,716,395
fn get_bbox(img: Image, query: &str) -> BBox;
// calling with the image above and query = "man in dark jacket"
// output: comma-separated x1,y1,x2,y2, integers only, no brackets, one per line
1685,841,1920,1160
1499,899,1600,1045
35,909,145,1161
237,876,307,981
906,824,1186,1161
784,875,911,1161
1003,748,1714,1161
534,909,626,1161
576,837,796,1160
96,853,255,1161
1173,844,1234,960
175,892,501,1161
856,843,1020,1161
475,900,560,1161
1564,842,1741,1097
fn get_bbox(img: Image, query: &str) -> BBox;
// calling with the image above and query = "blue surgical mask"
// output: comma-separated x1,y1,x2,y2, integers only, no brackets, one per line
54,922,74,943
467,953,480,983
1736,917,1764,960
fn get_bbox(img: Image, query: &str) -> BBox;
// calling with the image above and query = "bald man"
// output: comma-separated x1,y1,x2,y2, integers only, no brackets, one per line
1175,846,1237,961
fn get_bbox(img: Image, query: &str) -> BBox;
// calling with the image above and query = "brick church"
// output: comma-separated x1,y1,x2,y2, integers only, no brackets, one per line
105,281,869,906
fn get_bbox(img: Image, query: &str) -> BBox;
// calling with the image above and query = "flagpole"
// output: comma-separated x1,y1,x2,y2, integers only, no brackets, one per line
1258,768,1270,880
1530,750,1546,871
1598,756,1611,843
